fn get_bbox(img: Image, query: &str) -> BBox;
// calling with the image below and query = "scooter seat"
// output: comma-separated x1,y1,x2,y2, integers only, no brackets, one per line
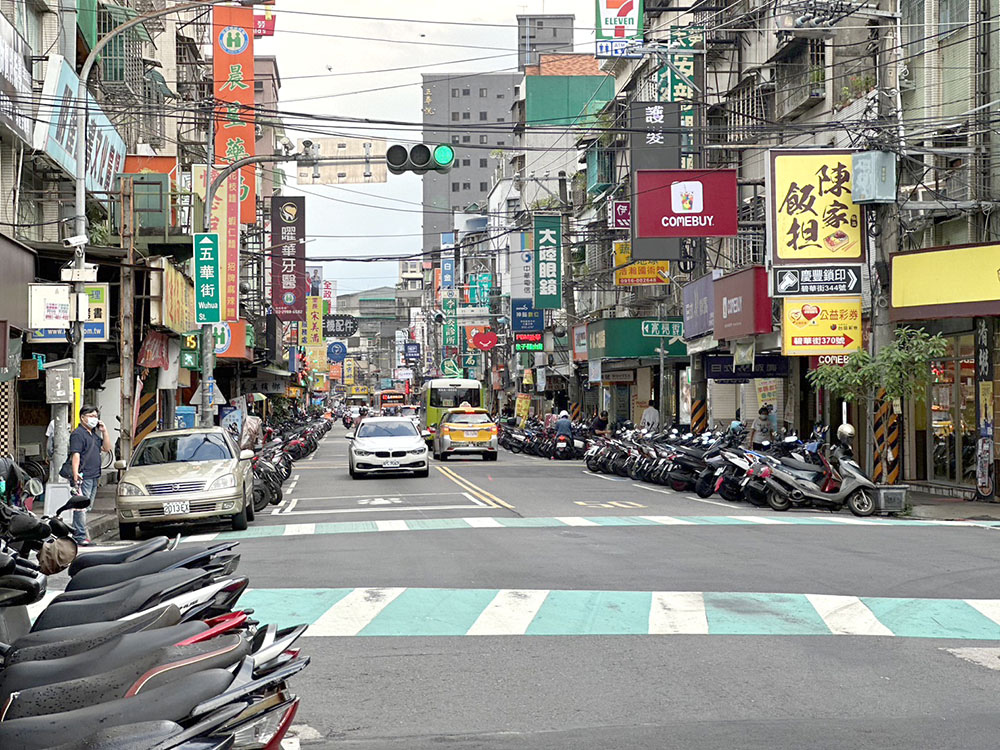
66,544,229,592
0,669,235,750
7,605,181,663
31,569,205,632
67,537,169,577
780,457,824,474
0,622,207,692
48,721,183,750
2,636,249,720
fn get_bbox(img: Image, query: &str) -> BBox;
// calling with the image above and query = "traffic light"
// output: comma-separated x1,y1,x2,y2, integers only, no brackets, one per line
180,332,200,371
386,144,455,175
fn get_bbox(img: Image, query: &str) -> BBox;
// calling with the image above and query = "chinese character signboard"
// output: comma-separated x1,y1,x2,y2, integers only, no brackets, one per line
509,232,534,300
769,149,864,264
303,296,323,346
270,196,305,320
635,169,738,239
192,166,240,322
630,102,682,260
681,273,715,340
781,296,863,356
321,279,337,313
213,6,255,223
533,215,562,309
514,332,544,352
657,26,702,167
512,299,544,333
343,358,355,386
641,320,684,339
29,284,109,342
323,315,358,338
150,258,196,335
613,240,670,286
772,264,862,297
442,289,459,347
193,233,222,324
0,14,33,145
608,199,631,229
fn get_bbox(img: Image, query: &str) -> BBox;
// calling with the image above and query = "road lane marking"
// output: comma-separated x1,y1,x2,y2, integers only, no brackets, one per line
467,589,550,635
582,471,626,482
436,466,505,509
555,517,598,526
265,503,484,517
280,498,298,514
732,515,790,524
633,483,735,509
440,465,515,510
462,517,503,528
283,523,316,537
309,587,406,636
965,599,1000,627
649,592,709,634
806,594,893,636
640,515,695,525
375,520,409,532
290,492,465,502
462,491,489,508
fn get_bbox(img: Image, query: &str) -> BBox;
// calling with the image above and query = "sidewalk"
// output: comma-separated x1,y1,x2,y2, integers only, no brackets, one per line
908,491,1000,522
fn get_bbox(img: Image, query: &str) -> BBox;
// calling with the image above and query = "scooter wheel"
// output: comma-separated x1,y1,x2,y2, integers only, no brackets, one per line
694,474,715,498
586,458,601,473
848,488,877,517
670,479,689,492
767,490,792,512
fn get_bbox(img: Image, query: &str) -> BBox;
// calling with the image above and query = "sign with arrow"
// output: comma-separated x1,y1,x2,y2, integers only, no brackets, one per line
771,264,862,297
781,296,862,356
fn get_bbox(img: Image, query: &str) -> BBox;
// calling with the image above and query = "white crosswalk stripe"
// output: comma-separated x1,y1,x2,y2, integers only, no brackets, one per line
309,587,406,636
375,520,409,532
462,517,503,528
467,589,550,635
806,594,893,636
649,592,709,634
283,524,316,537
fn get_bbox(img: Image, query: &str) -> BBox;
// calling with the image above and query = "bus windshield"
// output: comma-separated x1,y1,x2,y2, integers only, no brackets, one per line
429,388,481,409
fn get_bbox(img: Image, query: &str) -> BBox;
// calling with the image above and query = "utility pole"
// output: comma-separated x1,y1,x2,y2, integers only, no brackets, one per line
557,172,579,413
120,179,136,457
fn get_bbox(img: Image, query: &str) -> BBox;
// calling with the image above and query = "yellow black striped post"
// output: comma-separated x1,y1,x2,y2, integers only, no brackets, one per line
692,399,708,434
133,381,158,451
570,402,581,420
872,388,893,484
886,406,901,485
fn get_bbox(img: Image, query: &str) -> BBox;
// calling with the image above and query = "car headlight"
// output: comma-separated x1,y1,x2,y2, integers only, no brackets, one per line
409,447,427,455
210,474,237,490
354,449,373,457
118,482,144,496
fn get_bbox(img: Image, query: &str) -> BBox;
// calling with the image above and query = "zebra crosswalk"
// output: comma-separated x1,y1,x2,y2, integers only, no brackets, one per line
238,586,1000,640
179,514,1000,543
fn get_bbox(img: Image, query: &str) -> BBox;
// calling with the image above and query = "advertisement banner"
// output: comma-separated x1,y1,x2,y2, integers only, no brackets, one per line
213,6,255,223
509,232,534,299
303,296,323,346
533,215,562,309
33,55,126,196
656,26,702,166
512,299,544,333
635,169,739,239
192,166,240,322
515,392,531,427
321,279,337,313
608,200,631,229
769,149,864,263
588,358,602,384
713,266,772,340
756,379,781,412
0,14,33,145
271,196,306,320
212,320,251,361
343,358,355,386
781,296,863,356
29,284,109,342
306,265,323,297
613,240,670,286
572,324,588,362
681,273,715,340
595,0,645,39
329,362,343,381
890,243,1000,320
404,342,420,360
150,258,196,334
193,233,222,324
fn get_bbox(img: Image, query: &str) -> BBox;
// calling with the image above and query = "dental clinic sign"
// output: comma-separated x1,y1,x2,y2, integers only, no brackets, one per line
635,169,739,239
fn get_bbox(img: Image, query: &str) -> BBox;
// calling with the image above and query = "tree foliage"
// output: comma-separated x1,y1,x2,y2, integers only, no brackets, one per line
807,327,948,403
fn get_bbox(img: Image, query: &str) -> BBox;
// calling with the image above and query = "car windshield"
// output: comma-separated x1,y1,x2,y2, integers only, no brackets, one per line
430,388,481,408
133,434,232,466
446,412,491,425
357,421,418,438
400,407,418,417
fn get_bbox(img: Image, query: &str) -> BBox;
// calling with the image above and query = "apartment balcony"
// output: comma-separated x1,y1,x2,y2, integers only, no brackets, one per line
586,148,614,195
774,40,826,120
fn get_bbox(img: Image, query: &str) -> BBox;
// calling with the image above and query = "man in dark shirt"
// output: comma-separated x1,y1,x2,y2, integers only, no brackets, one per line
591,410,610,436
68,405,112,544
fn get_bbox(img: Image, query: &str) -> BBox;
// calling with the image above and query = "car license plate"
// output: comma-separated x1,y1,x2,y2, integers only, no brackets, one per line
383,460,400,468
464,431,480,439
163,501,189,515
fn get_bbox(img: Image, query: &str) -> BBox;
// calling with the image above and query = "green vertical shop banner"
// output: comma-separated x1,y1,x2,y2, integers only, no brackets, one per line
442,289,459,347
533,215,562,310
194,233,222,324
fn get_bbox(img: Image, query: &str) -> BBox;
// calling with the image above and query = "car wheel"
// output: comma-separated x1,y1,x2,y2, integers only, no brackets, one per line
246,496,255,522
415,468,430,478
231,505,249,531
119,521,138,541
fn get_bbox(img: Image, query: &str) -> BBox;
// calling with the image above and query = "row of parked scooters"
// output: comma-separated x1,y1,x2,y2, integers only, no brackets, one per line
498,418,591,460
243,418,331,520
0,489,309,749
582,423,880,516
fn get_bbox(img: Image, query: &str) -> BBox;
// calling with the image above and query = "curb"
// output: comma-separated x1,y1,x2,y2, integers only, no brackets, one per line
88,512,119,541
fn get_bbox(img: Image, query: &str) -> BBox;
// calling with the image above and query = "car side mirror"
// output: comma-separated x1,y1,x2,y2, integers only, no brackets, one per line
421,430,431,439
345,434,354,440
239,449,254,461
114,459,127,470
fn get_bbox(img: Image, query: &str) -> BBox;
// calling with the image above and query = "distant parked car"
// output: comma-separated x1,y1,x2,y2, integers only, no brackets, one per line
115,427,254,539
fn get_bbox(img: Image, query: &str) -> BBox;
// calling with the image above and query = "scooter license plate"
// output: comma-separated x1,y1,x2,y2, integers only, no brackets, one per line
740,477,750,488
383,460,400,469
163,501,190,515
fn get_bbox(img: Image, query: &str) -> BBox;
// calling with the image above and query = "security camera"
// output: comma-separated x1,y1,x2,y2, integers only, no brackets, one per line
63,235,88,248
301,139,313,151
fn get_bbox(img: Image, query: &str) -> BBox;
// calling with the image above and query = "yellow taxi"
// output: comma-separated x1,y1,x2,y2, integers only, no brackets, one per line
432,407,498,461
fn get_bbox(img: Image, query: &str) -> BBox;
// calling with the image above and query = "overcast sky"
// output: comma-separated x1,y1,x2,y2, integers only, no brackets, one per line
255,0,595,295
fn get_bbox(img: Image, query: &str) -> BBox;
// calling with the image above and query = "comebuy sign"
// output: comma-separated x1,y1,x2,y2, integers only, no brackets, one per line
635,169,739,239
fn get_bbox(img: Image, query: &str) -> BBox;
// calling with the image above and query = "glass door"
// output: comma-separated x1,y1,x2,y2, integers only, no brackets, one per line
927,334,979,487
930,360,957,483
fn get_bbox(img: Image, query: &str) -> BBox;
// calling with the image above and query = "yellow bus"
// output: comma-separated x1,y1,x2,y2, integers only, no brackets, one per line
422,378,486,439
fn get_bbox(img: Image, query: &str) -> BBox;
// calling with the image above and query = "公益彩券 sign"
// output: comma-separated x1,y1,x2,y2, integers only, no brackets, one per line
781,296,863,356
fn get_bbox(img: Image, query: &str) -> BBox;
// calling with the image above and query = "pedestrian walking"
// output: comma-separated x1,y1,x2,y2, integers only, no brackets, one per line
640,399,660,431
62,405,112,545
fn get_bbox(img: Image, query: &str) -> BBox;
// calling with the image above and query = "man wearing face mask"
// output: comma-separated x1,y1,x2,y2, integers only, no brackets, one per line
67,405,112,545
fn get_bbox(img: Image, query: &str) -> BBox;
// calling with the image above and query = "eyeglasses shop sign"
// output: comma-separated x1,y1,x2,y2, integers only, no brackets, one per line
635,169,739,239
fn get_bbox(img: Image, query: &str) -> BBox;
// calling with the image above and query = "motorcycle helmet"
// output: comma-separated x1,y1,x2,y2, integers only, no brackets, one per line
837,423,856,444
559,410,569,419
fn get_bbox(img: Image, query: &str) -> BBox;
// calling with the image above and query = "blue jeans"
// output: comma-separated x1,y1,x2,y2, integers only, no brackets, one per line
73,477,98,542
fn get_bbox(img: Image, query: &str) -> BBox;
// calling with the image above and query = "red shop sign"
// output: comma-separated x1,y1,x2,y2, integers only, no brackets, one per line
635,169,739,239
809,354,852,368
713,266,772,339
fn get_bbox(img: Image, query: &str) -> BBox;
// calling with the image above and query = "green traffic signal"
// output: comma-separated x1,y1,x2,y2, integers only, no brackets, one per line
433,144,455,170
385,144,455,175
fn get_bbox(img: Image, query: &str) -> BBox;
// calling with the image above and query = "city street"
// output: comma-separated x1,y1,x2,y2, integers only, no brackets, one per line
186,428,1000,749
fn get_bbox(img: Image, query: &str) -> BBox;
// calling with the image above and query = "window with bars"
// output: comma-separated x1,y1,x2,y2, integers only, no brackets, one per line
724,79,769,143
98,7,144,97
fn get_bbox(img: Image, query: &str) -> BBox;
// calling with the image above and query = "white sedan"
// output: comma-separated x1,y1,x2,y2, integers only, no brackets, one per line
347,417,430,479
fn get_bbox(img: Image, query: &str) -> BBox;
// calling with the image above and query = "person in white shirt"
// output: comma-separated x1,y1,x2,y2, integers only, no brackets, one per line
640,399,660,431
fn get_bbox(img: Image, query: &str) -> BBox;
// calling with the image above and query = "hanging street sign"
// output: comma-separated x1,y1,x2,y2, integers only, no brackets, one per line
641,320,684,339
327,341,347,362
442,358,462,378
322,314,358,338
772,264,862,297
193,233,221,324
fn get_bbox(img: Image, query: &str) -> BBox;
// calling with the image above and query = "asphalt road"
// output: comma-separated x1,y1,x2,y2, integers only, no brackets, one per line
217,424,1000,748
